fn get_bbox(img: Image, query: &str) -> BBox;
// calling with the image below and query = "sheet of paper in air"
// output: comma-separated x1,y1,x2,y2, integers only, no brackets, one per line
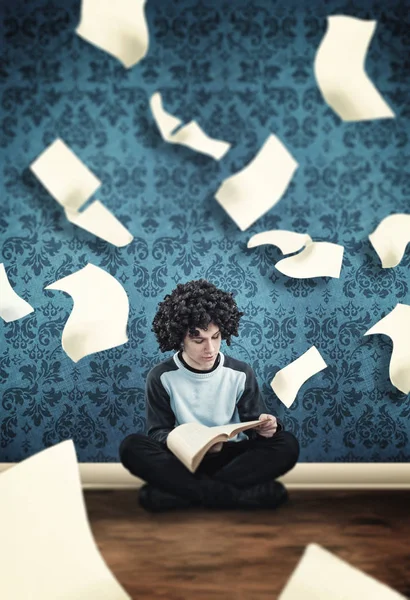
364,303,410,394
150,92,231,160
247,230,344,278
247,230,312,254
278,544,405,600
276,241,344,279
0,440,131,600
30,138,101,212
369,214,410,268
314,15,395,121
45,263,129,362
76,0,149,68
65,201,133,247
30,139,133,246
0,263,34,322
271,346,327,408
215,135,298,231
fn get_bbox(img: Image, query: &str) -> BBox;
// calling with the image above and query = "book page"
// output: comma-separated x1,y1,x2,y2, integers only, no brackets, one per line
0,440,130,599
150,92,231,160
76,0,149,69
279,544,405,599
215,134,298,231
45,264,129,362
364,303,410,394
314,16,394,121
30,138,101,211
271,346,327,407
0,263,34,322
166,420,261,473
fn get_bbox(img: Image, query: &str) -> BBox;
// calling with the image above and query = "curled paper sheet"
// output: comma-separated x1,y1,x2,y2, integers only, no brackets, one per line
0,263,34,322
0,440,131,599
369,214,410,268
247,230,344,278
30,138,101,212
45,263,129,362
65,201,133,248
276,241,344,279
215,135,298,231
150,92,231,160
30,139,133,247
270,346,327,408
278,544,405,599
364,303,410,394
314,15,395,121
247,230,312,254
76,0,149,68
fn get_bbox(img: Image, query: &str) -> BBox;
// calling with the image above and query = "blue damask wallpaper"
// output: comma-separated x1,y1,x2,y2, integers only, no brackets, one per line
1,0,410,463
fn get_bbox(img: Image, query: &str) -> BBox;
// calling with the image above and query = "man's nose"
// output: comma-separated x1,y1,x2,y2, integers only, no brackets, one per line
205,339,214,352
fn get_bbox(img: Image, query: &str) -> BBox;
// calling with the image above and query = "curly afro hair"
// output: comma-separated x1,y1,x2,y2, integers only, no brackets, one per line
152,279,244,352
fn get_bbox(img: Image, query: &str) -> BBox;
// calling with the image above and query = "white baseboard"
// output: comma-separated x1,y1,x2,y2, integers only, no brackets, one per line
1,463,410,489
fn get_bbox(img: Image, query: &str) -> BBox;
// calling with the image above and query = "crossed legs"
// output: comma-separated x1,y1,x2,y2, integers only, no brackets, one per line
119,431,299,509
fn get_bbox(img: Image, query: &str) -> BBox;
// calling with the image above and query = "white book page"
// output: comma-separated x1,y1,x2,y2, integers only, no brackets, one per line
314,16,394,121
364,303,410,394
166,421,260,472
271,346,327,407
76,0,149,69
0,440,130,599
279,544,405,599
215,134,298,231
0,263,34,322
30,138,101,211
45,264,129,362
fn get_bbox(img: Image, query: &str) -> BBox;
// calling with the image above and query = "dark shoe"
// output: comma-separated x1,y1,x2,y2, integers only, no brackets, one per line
138,484,195,513
236,480,288,510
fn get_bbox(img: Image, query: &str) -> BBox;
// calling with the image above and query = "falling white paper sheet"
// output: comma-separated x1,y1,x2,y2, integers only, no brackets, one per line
271,346,327,407
0,440,131,600
0,263,34,322
215,135,298,231
278,544,405,599
247,230,344,278
314,15,395,122
276,241,344,279
247,230,312,254
369,214,410,268
76,0,149,68
364,303,410,394
30,139,133,247
30,138,101,212
150,92,231,160
45,263,129,362
65,201,133,247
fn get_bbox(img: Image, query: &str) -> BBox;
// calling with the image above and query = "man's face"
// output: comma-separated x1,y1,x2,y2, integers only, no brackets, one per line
182,322,222,371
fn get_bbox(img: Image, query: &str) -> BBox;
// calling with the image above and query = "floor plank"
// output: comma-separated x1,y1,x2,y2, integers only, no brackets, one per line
85,490,410,599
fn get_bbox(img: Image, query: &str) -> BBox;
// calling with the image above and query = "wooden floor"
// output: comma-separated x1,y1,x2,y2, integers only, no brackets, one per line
85,489,410,599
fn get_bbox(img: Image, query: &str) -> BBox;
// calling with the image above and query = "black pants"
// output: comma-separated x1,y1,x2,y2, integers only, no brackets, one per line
119,431,300,508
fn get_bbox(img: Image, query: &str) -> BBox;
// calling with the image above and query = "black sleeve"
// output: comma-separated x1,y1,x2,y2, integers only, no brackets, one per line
237,364,284,439
145,368,176,444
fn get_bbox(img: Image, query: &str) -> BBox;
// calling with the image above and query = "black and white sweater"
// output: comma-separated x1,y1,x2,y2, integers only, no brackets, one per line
145,351,283,444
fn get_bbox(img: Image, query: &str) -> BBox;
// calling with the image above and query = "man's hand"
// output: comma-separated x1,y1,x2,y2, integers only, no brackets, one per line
207,441,224,453
257,414,278,438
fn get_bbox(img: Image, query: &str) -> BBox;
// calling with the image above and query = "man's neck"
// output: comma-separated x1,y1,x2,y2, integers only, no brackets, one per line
179,351,220,373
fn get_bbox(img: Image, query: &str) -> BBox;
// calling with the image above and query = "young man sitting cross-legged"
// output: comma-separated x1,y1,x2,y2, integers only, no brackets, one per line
119,279,299,512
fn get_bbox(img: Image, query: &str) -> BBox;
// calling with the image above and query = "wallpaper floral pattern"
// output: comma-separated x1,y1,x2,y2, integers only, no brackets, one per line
1,0,410,462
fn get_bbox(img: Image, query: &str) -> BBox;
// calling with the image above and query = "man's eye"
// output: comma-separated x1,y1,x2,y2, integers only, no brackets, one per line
194,340,203,344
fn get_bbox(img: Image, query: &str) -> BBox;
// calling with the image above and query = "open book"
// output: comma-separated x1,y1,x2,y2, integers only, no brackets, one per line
166,420,261,473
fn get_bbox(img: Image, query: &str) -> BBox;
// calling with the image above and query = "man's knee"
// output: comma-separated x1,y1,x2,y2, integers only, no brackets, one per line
281,431,300,468
119,433,147,464
264,430,299,468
